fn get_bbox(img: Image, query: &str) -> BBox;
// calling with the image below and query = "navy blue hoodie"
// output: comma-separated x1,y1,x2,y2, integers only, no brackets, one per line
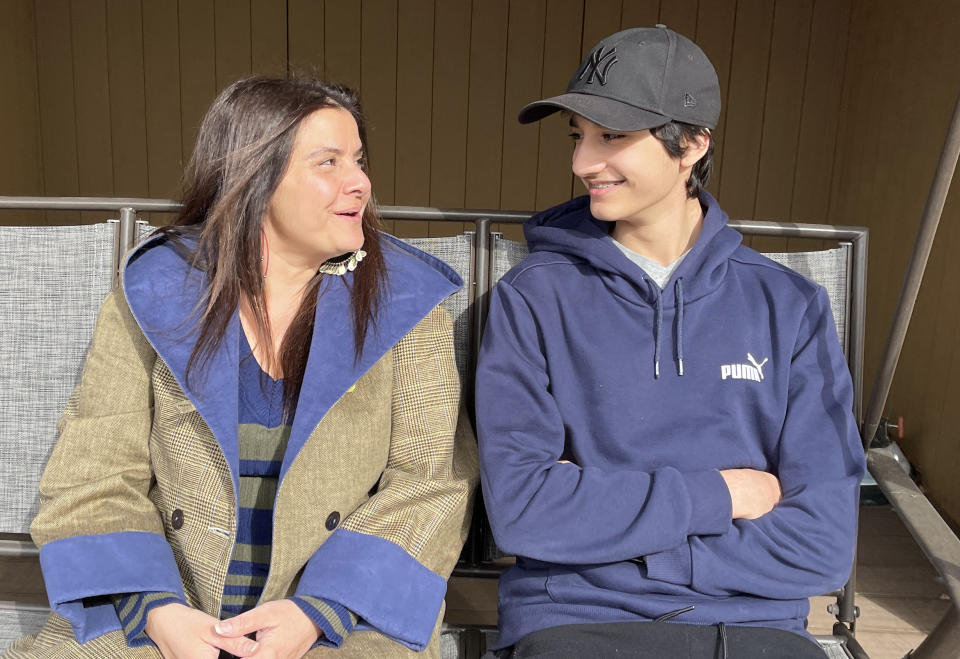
475,192,865,649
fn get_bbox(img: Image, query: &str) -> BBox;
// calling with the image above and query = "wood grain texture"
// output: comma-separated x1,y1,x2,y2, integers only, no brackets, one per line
215,0,252,91
71,0,114,223
428,0,471,235
251,0,287,77
0,0,43,224
753,0,813,223
106,0,149,201
287,0,324,76
716,0,774,221
324,0,361,90
464,0,508,209
535,0,582,211
142,0,182,217
178,0,216,164
35,0,79,224
392,0,433,237
500,0,545,211
361,0,399,217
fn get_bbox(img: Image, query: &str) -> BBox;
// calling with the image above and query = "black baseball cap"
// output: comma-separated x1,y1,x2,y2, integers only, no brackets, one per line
518,25,720,131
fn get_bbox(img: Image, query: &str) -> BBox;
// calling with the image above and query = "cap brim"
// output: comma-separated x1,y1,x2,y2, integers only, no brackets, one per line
517,93,671,131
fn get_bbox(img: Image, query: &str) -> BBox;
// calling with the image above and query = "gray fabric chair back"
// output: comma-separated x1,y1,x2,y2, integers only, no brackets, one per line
0,223,117,534
763,249,850,356
0,604,49,652
401,235,474,387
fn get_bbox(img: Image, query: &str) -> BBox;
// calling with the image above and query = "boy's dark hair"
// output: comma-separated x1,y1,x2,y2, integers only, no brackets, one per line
650,122,714,198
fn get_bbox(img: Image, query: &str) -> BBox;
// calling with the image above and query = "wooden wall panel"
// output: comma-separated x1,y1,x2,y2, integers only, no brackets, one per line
749,0,813,253
694,0,736,198
658,0,698,38
215,0,252,91
251,0,287,77
753,0,812,222
392,0,433,236
324,1,361,90
179,0,217,163
35,0,79,224
106,0,149,200
361,0,398,225
829,0,960,525
534,0,582,212
71,0,114,223
428,0,471,236
791,0,850,227
141,0,182,211
0,0,43,224
464,0,508,210
716,0,774,223
287,0,324,75
621,0,660,29
499,0,545,213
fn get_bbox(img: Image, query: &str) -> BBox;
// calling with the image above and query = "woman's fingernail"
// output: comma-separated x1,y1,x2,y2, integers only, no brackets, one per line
215,621,231,634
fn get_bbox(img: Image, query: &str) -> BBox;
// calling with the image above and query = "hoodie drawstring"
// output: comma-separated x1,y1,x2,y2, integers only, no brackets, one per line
651,283,663,378
675,278,685,377
650,278,686,378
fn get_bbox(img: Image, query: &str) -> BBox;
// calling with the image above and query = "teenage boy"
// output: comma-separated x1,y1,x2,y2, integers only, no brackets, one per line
475,25,865,658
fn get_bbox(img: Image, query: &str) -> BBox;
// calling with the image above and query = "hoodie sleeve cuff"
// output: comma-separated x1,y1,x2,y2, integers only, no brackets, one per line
644,544,693,586
681,469,732,536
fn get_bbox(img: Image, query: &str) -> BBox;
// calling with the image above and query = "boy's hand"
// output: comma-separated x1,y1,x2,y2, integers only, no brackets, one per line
719,468,782,519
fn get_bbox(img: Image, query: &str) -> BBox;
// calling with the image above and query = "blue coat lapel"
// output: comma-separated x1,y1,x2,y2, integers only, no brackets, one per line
122,238,242,498
121,233,461,492
283,236,461,482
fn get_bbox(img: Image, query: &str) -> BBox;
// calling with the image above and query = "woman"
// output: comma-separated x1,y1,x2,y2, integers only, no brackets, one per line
6,77,477,658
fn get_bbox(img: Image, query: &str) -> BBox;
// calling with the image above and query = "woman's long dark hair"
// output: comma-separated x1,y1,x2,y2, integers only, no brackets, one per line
159,77,387,420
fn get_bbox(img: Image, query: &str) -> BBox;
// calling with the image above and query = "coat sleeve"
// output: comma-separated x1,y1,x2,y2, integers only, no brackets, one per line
293,305,478,651
643,287,866,599
476,280,731,565
30,289,185,644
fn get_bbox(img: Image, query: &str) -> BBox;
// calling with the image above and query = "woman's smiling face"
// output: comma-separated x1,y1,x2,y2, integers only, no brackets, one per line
263,106,371,270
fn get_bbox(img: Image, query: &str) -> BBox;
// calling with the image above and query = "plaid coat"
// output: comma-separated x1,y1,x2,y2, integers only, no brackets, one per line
5,234,477,658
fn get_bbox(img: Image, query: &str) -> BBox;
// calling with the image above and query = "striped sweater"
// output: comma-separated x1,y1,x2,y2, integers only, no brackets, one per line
112,331,357,648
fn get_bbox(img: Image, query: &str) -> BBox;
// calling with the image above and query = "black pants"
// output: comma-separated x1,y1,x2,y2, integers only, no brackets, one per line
485,621,826,659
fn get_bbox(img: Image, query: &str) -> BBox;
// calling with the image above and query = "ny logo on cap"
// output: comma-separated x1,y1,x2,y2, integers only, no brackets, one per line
578,46,618,85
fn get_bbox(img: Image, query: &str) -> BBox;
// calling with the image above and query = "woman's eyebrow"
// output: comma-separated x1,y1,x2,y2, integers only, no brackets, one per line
305,147,364,158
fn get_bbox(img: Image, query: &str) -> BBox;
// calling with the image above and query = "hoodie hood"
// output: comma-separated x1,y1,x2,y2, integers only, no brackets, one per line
523,190,742,308
522,191,742,377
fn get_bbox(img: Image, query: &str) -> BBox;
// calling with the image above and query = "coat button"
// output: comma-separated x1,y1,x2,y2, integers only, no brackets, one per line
325,511,340,531
171,509,184,530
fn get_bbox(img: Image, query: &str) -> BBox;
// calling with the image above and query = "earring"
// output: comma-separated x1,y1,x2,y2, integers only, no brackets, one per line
260,226,269,279
318,250,366,276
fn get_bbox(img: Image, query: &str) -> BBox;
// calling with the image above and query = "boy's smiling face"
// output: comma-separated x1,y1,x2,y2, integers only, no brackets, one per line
568,114,704,228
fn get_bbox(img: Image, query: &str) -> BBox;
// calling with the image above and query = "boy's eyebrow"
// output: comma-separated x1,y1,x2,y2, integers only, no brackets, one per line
568,116,581,128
